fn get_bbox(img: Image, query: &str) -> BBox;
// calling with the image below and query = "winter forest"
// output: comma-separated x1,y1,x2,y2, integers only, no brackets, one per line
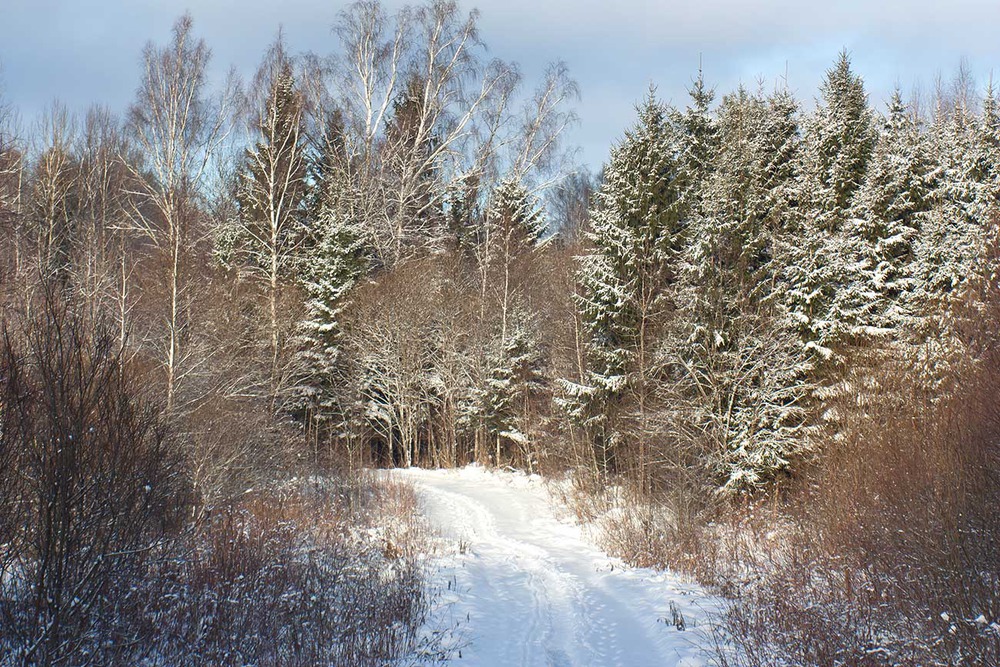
1,1,999,665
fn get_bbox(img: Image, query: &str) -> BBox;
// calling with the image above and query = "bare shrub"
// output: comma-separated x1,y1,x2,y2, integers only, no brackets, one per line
555,464,722,579
0,293,190,666
0,291,432,666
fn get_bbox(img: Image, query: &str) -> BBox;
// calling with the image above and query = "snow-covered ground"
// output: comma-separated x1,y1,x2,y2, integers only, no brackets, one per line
391,466,720,667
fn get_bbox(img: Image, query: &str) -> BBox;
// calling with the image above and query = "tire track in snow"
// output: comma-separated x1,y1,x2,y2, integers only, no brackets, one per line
393,466,718,667
412,481,589,665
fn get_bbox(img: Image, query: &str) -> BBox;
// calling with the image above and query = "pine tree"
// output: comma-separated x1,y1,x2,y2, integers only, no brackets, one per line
564,90,687,474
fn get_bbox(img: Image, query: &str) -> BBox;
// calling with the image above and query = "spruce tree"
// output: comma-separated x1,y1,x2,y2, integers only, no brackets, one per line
486,176,546,247
675,67,718,217
805,51,878,226
911,89,999,320
687,86,798,319
479,310,546,469
677,85,811,493
234,60,308,261
842,89,935,338
288,172,368,442
565,89,687,474
782,51,877,359
478,175,546,347
445,170,481,253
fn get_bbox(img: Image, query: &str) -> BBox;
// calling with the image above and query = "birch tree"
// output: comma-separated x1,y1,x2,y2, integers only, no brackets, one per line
0,69,24,238
127,14,235,413
0,94,28,297
220,36,309,402
73,106,140,347
28,103,78,281
311,0,575,265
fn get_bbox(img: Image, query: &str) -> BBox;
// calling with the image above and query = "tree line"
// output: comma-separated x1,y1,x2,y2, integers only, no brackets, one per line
2,3,998,503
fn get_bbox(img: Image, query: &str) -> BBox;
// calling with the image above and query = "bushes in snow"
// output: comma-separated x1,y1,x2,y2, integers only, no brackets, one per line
0,293,432,666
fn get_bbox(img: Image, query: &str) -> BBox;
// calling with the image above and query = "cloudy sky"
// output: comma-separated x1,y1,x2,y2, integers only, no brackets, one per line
3,0,1000,168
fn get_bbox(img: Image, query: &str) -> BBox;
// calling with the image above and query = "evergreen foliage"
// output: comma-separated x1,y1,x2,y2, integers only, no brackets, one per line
480,310,546,465
486,176,546,246
782,51,877,358
568,90,687,469
288,181,368,434
674,85,811,492
843,89,936,338
219,57,308,277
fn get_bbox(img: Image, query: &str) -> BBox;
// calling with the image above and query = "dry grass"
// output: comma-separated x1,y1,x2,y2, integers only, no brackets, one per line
136,476,433,667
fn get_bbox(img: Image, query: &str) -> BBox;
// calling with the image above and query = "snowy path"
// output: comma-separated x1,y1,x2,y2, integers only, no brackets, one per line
391,467,719,667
